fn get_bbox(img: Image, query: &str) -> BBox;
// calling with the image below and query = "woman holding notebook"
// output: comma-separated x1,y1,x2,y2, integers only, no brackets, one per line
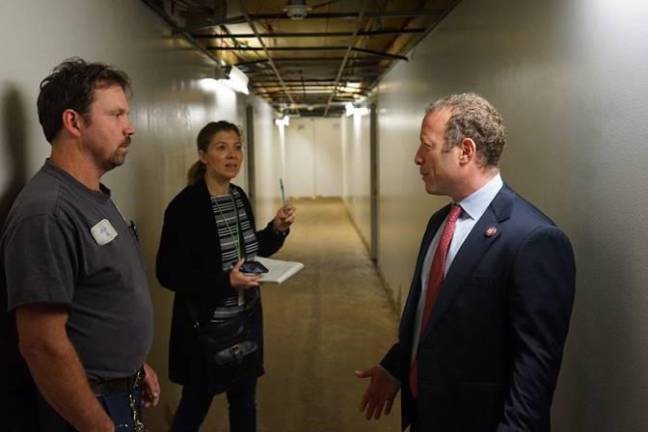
156,121,295,432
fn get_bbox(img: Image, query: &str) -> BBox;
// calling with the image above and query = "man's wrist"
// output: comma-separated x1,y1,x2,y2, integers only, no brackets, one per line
378,365,401,386
93,416,114,432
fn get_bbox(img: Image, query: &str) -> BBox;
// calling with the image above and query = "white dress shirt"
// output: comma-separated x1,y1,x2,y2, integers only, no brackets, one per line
410,173,504,362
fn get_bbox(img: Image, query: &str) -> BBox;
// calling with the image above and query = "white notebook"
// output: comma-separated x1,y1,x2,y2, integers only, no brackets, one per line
255,256,304,284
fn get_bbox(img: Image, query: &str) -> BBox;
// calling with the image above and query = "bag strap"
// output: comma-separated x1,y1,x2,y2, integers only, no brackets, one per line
185,290,260,333
184,298,201,332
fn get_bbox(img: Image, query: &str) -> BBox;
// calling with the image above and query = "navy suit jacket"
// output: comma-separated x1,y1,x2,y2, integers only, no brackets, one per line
381,185,575,431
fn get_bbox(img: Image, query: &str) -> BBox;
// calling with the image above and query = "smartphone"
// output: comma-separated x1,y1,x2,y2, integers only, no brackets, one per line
240,260,269,275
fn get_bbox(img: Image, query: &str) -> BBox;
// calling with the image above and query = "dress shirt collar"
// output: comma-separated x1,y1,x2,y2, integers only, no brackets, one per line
456,172,503,221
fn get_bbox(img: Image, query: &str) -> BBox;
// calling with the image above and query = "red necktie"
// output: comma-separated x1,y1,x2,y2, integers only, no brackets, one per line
409,204,462,398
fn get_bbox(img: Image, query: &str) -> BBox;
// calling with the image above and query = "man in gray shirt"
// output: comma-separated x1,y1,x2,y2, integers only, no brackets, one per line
2,58,159,431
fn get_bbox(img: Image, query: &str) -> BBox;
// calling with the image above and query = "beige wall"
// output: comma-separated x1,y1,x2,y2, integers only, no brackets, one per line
252,96,284,224
4,0,648,429
341,111,372,250
284,117,342,198
375,0,648,429
0,1,275,429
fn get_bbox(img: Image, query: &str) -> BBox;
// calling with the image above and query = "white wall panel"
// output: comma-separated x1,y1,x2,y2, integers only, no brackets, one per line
284,117,342,198
252,97,283,224
285,118,316,198
314,118,343,197
341,112,372,249
376,0,648,429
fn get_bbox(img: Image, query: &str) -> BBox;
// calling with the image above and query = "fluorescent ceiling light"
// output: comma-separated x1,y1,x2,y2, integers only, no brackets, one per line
217,65,249,95
198,78,221,92
274,116,290,127
345,102,354,117
345,102,370,117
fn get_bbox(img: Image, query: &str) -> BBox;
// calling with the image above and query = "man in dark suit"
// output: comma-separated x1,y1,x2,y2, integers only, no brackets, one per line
356,93,575,431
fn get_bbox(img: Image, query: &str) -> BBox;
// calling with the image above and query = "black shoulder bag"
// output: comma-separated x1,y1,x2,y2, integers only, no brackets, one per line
185,297,260,392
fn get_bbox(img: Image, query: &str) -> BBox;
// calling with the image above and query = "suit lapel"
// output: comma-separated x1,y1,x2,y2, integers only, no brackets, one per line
400,205,450,334
421,185,515,340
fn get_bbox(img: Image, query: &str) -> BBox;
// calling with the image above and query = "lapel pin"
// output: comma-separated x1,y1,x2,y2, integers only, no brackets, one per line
485,226,498,237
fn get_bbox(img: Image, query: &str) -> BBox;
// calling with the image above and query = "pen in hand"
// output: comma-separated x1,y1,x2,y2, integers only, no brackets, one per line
274,178,295,232
280,178,286,208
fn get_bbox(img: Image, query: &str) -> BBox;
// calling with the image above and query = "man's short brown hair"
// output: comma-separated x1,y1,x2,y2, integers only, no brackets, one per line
37,58,131,143
427,93,506,166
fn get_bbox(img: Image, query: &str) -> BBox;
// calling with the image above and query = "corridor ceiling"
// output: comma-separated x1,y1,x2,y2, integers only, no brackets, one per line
143,0,460,116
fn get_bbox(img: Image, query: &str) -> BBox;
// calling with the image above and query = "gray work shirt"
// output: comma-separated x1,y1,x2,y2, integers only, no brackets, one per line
1,160,153,379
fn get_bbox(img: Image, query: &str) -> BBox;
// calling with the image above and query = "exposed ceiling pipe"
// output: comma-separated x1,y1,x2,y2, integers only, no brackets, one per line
210,45,356,51
218,24,243,53
192,28,426,38
323,0,371,116
251,78,357,83
205,45,407,60
238,0,296,111
184,9,444,30
365,0,459,94
141,0,224,68
352,47,407,60
237,57,382,66
300,69,306,100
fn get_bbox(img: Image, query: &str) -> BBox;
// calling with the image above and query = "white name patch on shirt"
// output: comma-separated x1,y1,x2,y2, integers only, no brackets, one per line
90,219,118,245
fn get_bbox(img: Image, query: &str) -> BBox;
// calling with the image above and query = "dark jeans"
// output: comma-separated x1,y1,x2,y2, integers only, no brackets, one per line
171,377,257,432
21,387,142,431
99,388,143,431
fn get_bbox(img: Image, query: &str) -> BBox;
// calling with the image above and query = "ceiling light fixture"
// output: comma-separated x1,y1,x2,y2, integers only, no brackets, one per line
215,65,249,95
274,115,290,127
344,102,355,117
285,0,309,20
344,102,370,117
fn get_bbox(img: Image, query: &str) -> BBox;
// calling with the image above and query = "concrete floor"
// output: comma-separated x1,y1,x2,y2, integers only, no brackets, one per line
199,198,401,431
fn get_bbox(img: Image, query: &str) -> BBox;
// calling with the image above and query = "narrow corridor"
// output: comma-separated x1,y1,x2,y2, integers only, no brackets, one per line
200,198,401,431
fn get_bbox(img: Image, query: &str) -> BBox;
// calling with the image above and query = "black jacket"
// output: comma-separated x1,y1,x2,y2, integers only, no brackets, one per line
156,179,286,387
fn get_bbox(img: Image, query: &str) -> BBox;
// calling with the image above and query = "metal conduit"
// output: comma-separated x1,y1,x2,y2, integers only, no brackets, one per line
239,0,295,110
